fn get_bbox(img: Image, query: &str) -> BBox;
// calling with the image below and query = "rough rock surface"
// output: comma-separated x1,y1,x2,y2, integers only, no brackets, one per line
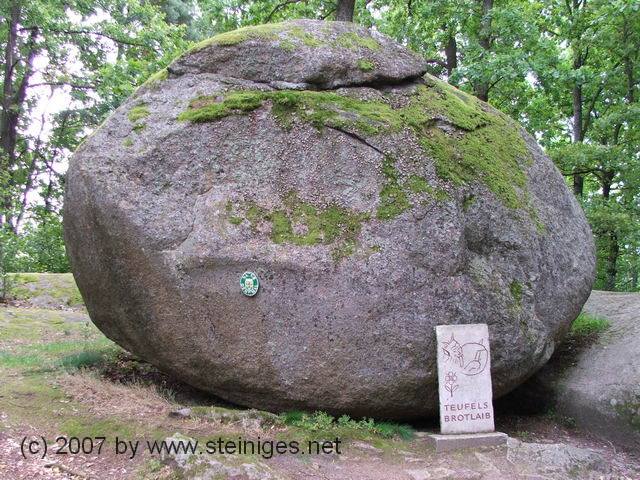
169,20,426,89
159,433,618,480
510,291,640,449
64,19,595,419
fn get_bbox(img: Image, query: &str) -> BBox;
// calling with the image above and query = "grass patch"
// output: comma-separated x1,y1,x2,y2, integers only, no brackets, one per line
281,410,414,440
0,324,118,371
0,307,92,344
0,351,43,368
544,409,577,429
59,350,111,370
570,313,610,337
60,417,137,439
8,273,84,307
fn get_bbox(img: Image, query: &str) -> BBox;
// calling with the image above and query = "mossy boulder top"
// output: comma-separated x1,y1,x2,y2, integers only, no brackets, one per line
64,20,595,419
169,19,427,88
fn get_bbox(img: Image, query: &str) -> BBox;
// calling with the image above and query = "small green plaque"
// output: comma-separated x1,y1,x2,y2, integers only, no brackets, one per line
240,271,259,297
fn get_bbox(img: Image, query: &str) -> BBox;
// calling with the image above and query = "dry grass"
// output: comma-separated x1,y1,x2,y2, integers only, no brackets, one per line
58,371,173,419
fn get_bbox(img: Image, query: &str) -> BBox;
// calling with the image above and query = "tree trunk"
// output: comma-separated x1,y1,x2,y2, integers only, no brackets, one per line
0,3,21,232
571,69,584,197
605,231,619,291
601,169,618,291
474,0,493,102
1,2,21,166
335,0,356,22
569,0,586,198
572,174,583,197
0,2,39,233
601,170,614,199
444,33,457,78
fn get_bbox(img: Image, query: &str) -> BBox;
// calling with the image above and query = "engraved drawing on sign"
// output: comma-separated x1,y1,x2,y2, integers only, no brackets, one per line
441,334,488,376
444,371,459,398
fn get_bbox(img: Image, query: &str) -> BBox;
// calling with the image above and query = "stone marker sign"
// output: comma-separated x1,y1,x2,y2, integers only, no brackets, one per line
436,323,495,434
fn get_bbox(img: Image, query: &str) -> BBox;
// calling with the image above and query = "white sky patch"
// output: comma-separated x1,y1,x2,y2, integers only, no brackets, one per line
22,9,117,217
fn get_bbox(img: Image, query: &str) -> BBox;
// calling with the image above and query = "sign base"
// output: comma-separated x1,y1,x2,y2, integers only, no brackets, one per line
427,432,508,453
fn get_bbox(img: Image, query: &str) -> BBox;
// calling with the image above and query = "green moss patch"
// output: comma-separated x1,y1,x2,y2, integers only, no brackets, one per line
335,32,381,51
187,22,336,52
377,157,449,220
184,22,382,55
180,76,535,218
179,90,401,135
227,192,369,262
289,26,323,47
462,194,476,211
405,80,491,131
128,104,150,133
191,23,289,50
510,280,523,307
613,395,640,432
178,92,265,123
128,104,150,123
377,156,412,220
357,58,375,72
141,68,168,89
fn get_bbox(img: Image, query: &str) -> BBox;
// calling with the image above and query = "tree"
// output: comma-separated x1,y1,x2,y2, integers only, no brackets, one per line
336,0,356,21
539,0,640,290
0,0,187,234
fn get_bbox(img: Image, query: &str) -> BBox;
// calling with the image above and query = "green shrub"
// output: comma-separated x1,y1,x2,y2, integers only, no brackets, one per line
281,410,414,439
0,213,70,275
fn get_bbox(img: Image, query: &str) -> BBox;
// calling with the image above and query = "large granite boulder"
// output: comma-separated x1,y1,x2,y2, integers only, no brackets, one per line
64,19,595,419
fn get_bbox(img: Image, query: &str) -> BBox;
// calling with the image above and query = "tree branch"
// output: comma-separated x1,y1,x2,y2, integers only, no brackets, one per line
28,81,98,90
425,58,447,68
266,0,306,22
321,8,336,20
561,167,603,176
23,27,151,49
